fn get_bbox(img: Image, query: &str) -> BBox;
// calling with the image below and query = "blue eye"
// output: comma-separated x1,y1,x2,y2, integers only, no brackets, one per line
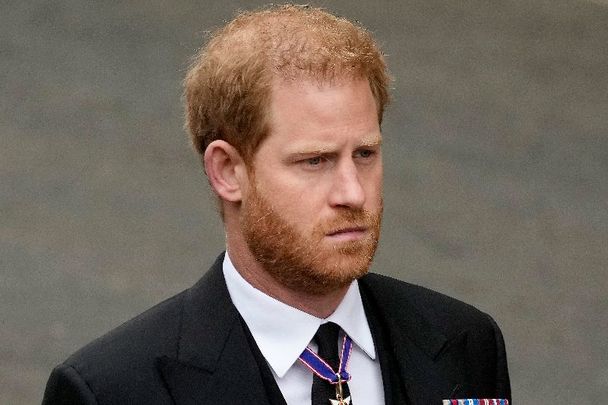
357,150,373,158
307,156,322,165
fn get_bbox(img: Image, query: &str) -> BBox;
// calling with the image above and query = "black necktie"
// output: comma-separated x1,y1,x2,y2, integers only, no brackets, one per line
311,322,352,405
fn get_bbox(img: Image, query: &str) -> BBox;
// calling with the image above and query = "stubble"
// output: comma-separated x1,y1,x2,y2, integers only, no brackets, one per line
241,183,382,296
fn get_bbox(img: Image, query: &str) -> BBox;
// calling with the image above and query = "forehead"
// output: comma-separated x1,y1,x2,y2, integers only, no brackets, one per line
263,77,381,150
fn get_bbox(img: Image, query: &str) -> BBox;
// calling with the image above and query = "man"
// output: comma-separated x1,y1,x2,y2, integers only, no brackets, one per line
43,5,511,405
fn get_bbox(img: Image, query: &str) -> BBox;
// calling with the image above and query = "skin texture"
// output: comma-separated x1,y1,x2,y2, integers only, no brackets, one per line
205,77,383,318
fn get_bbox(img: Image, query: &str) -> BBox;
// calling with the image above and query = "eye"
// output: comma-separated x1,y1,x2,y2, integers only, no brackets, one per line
306,156,322,165
355,149,374,159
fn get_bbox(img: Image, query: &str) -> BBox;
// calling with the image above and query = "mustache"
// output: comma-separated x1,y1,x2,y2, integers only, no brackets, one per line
320,208,381,234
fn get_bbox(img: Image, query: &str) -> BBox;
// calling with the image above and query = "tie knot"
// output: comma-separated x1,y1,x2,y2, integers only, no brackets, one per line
314,322,341,365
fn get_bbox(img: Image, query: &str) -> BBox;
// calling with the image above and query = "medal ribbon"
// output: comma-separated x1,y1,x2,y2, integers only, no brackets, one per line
298,333,353,384
442,400,509,405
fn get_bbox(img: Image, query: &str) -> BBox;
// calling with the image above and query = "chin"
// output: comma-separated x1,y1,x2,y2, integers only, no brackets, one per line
302,253,374,295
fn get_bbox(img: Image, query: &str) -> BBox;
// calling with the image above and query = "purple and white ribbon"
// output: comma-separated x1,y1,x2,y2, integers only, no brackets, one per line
298,333,353,384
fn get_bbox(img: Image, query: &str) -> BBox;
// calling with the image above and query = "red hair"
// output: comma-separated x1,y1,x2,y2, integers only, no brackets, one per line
184,4,390,164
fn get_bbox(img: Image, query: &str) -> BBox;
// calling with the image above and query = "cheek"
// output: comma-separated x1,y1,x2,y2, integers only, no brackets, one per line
364,168,383,197
279,196,324,236
287,200,319,226
278,177,330,208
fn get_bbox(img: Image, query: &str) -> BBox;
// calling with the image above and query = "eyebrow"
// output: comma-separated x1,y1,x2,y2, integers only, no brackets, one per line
358,135,383,148
287,135,383,157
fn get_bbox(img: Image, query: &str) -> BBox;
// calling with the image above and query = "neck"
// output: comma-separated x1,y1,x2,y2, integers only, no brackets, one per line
225,219,348,318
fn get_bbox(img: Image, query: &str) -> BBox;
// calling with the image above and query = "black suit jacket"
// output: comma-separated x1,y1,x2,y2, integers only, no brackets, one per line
43,254,511,404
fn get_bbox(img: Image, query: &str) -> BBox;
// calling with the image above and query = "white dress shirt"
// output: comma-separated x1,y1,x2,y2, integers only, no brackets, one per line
223,252,385,405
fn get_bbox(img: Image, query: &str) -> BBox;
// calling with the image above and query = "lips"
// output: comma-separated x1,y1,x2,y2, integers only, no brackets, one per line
326,225,367,237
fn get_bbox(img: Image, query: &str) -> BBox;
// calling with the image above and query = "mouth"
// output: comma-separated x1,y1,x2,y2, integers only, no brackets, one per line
326,226,368,241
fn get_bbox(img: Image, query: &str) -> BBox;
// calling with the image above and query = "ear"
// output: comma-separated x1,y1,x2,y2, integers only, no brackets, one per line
203,140,249,202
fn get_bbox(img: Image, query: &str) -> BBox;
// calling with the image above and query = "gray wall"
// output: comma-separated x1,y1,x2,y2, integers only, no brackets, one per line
2,0,607,403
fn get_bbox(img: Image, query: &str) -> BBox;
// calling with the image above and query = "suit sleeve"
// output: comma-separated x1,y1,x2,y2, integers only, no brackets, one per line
487,315,512,401
42,363,98,405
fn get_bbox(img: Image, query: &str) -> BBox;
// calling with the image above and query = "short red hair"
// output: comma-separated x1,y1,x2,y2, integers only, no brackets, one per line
184,4,390,165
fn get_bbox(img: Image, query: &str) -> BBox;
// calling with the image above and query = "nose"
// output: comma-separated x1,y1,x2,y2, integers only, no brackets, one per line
328,160,365,209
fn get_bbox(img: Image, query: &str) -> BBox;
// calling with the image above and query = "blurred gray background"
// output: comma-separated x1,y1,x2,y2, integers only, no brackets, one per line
1,0,607,403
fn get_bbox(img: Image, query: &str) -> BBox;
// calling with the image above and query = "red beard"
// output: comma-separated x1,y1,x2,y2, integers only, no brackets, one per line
241,183,382,296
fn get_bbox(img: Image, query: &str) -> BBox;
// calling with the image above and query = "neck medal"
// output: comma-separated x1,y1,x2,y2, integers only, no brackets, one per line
298,333,353,405
330,373,351,405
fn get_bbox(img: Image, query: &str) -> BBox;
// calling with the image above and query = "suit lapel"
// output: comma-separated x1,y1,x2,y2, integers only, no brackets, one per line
156,257,469,404
360,274,467,405
390,324,467,403
157,254,271,405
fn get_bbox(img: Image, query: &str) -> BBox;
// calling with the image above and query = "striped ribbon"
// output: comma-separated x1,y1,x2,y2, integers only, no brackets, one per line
442,400,509,405
298,334,353,384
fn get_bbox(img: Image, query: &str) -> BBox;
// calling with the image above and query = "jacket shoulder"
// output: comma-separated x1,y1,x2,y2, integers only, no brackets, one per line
48,290,187,404
360,272,497,337
360,272,511,399
69,290,186,363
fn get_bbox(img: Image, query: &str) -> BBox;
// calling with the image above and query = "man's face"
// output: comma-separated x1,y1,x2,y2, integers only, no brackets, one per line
240,77,383,295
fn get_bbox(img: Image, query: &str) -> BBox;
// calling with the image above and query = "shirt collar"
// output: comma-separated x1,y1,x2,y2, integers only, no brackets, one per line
222,252,376,378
